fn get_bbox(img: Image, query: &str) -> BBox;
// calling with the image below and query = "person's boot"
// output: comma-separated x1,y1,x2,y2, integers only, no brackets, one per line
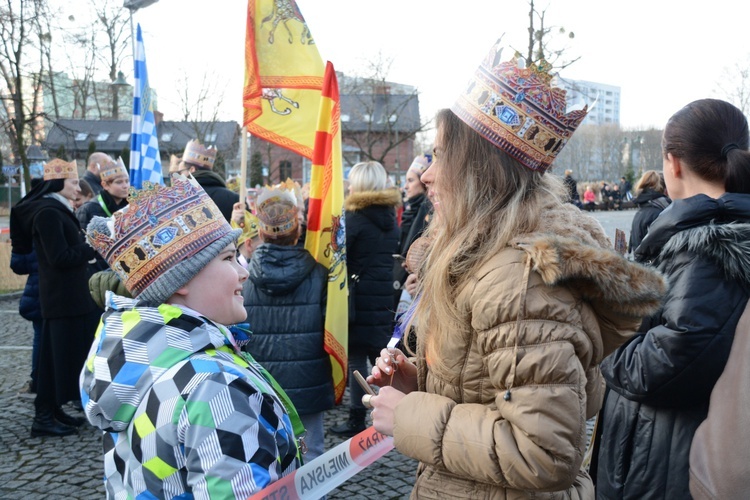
329,408,367,437
30,411,77,438
54,407,86,427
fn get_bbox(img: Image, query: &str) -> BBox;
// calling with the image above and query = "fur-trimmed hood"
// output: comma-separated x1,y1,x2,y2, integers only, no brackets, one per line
344,188,402,212
513,202,667,318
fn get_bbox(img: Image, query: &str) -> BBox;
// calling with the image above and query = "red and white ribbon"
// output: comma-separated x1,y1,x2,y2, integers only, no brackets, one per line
249,426,395,500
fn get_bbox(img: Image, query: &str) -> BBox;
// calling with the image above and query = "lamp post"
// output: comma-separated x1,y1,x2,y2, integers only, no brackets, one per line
111,70,129,120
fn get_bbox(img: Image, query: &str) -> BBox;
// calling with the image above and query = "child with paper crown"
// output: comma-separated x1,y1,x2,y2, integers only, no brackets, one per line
79,175,302,499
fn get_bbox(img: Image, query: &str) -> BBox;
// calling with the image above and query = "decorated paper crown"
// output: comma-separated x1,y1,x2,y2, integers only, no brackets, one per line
182,139,216,170
43,158,78,181
99,157,128,182
233,211,260,244
408,154,433,176
255,179,302,237
86,176,236,300
451,39,588,172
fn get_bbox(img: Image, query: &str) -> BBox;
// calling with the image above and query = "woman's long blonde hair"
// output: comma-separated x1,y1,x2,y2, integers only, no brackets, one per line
410,109,565,368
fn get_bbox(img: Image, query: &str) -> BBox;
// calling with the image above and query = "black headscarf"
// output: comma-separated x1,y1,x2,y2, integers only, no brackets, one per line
10,178,65,254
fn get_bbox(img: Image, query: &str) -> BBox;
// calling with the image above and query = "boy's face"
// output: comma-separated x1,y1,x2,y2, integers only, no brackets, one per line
172,243,249,325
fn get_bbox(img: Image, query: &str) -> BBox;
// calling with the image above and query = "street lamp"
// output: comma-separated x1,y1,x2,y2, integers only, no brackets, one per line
111,71,129,120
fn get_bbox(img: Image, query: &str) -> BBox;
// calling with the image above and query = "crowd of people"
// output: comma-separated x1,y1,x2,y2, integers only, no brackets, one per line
7,36,750,500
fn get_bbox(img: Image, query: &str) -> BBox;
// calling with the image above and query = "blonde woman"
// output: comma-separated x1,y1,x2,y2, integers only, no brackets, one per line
628,169,670,252
330,161,401,436
365,45,666,498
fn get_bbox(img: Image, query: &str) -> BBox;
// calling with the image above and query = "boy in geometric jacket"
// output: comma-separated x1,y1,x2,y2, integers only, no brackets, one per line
80,175,303,498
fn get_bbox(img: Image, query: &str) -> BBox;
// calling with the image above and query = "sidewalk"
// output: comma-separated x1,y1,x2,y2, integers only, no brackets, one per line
0,295,416,499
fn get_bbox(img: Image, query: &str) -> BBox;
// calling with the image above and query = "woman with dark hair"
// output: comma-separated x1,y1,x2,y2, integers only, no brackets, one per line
363,43,666,498
10,159,100,437
596,98,750,498
628,169,671,253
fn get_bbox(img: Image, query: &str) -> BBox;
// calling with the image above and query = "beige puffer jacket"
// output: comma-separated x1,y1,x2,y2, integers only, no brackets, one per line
393,203,666,499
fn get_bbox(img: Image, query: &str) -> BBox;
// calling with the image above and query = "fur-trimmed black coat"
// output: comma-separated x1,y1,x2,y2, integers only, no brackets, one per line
596,193,750,499
345,189,401,355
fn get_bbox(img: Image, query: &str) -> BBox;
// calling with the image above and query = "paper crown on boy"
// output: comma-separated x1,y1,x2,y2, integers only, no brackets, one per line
181,139,216,170
43,158,78,181
86,175,240,305
255,179,302,237
451,39,589,172
99,157,128,182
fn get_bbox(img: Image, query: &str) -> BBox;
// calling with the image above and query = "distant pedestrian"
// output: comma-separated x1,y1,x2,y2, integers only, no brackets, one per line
330,161,400,437
81,152,113,196
628,169,670,253
596,98,750,498
10,158,100,438
583,184,596,210
176,139,238,222
563,169,582,208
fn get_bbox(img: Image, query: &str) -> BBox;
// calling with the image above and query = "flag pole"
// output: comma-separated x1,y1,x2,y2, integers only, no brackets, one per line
240,127,248,207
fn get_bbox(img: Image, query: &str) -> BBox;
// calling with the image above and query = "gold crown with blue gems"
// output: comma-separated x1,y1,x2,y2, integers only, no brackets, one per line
86,176,234,298
451,39,589,172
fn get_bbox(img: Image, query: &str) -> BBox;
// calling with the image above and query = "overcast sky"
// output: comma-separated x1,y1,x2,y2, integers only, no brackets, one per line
114,0,750,132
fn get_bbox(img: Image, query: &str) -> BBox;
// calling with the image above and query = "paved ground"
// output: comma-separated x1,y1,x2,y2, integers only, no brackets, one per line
0,209,635,499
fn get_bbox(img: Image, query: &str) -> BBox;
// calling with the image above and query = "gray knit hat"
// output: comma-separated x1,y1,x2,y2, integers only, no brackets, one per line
86,176,241,306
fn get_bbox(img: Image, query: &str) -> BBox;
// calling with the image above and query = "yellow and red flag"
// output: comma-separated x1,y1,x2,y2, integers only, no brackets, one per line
306,62,348,403
243,0,324,159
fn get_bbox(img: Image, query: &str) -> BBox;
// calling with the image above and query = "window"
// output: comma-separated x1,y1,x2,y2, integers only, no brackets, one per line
161,133,173,142
362,114,372,122
341,114,350,122
204,133,217,142
96,133,110,141
389,114,397,123
279,160,292,180
117,133,130,142
75,132,88,141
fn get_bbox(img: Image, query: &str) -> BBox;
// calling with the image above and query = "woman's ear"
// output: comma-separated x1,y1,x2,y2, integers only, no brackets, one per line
667,153,683,178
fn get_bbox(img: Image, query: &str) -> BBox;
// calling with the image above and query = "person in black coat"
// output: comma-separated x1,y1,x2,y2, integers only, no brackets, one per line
242,185,332,461
595,98,750,498
563,169,582,208
75,158,129,271
177,139,238,222
628,169,671,253
331,161,401,436
10,248,42,394
393,155,433,311
10,159,101,438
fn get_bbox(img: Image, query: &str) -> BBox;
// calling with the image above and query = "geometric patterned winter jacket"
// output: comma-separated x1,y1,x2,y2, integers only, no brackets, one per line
80,293,299,499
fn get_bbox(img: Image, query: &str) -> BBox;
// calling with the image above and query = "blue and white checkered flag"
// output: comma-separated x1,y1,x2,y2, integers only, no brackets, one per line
129,24,162,188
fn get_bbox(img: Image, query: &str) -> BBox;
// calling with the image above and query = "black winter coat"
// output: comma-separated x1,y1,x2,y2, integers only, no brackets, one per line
628,190,670,253
191,169,239,222
596,193,750,499
12,197,99,319
393,193,432,305
10,249,41,321
76,191,128,271
345,189,401,355
81,170,103,195
242,244,333,415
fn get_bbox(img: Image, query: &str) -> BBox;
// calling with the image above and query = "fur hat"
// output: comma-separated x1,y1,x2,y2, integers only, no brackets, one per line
451,39,588,173
86,175,240,305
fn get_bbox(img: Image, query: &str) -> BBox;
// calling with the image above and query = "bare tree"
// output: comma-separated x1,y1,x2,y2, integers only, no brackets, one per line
339,54,431,178
518,0,578,70
174,70,227,141
0,0,48,189
715,55,750,116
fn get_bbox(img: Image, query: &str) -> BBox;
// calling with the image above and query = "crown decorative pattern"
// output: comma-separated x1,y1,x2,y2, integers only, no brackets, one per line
87,177,232,297
99,157,128,181
255,179,301,236
43,158,78,181
451,41,588,172
182,139,216,169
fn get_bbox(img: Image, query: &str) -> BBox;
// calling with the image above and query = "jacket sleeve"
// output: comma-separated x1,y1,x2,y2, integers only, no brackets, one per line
180,372,297,497
601,252,743,408
33,208,96,269
393,268,588,492
10,250,33,275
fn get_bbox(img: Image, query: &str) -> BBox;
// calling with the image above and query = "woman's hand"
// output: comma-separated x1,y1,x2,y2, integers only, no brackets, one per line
367,348,418,394
231,202,245,226
367,386,405,437
404,273,419,296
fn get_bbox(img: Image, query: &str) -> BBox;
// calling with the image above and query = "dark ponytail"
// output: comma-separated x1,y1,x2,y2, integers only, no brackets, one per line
663,98,750,194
